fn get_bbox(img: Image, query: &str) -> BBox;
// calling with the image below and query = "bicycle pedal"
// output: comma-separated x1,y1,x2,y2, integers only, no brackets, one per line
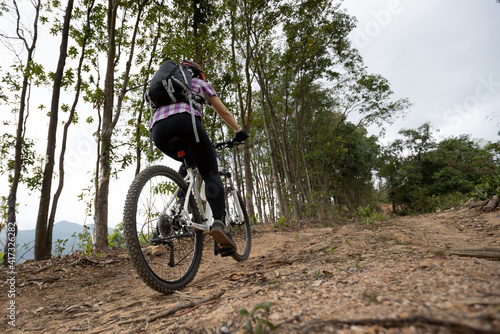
214,241,235,257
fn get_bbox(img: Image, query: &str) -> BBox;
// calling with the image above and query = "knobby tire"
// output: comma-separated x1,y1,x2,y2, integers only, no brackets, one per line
225,189,251,261
123,165,203,294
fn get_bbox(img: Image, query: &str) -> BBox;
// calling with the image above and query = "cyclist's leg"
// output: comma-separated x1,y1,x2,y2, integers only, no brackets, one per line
184,117,226,221
180,117,237,250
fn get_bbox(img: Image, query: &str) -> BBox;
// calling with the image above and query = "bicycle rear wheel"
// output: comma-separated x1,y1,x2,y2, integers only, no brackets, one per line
123,165,203,294
225,189,251,261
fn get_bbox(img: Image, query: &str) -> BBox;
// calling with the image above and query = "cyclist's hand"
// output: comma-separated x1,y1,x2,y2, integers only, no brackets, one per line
234,130,249,142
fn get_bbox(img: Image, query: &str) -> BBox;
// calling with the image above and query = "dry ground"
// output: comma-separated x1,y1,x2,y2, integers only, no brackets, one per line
1,206,499,333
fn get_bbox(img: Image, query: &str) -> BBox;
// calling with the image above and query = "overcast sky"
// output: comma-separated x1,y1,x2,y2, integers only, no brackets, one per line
342,0,499,144
3,0,500,231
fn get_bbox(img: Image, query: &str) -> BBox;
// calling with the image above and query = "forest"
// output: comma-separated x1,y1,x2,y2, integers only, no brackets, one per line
0,0,499,263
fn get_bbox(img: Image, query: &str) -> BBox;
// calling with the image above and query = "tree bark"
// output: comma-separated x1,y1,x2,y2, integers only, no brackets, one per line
95,0,145,250
3,0,41,264
35,0,73,261
242,0,255,221
484,196,499,213
261,70,301,219
229,0,255,220
94,0,118,251
257,76,287,220
48,0,93,250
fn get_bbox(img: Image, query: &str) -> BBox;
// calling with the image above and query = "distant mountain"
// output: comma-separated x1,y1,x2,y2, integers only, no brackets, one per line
1,221,114,263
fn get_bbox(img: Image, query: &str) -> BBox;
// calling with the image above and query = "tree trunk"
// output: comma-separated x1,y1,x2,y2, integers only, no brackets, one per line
242,0,255,221
94,0,118,251
261,72,301,220
95,0,144,250
34,0,73,261
258,81,287,220
2,0,41,265
229,0,255,220
48,0,92,249
250,157,264,223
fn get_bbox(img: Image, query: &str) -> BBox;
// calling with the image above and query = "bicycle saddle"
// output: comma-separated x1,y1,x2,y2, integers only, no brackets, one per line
167,137,188,158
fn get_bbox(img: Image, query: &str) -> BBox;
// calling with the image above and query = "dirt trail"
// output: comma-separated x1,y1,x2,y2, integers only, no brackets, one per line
1,207,499,333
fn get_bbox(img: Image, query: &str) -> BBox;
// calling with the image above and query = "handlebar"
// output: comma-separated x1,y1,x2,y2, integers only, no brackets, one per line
213,139,245,150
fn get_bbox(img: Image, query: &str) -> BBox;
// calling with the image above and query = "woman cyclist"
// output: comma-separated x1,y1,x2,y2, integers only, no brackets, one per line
150,60,249,252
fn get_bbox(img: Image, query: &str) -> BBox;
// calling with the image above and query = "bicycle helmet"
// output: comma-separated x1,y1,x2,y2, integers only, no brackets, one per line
181,60,206,81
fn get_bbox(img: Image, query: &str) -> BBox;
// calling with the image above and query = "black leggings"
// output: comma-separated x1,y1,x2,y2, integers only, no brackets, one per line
151,112,225,220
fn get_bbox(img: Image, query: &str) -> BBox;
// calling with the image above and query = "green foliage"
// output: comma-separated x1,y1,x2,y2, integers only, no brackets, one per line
381,126,499,214
272,216,288,228
427,192,469,212
471,174,500,200
73,225,93,256
356,204,387,225
0,133,42,190
108,221,124,247
301,191,340,221
54,238,68,257
0,196,8,232
239,302,276,334
7,0,495,250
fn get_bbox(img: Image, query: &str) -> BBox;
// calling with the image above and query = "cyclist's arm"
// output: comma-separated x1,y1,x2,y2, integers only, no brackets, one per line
210,95,242,132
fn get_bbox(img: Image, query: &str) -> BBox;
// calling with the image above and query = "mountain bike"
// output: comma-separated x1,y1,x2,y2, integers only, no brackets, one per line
123,138,251,294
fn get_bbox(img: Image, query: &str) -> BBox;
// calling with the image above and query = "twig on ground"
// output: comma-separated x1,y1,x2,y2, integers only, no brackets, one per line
118,290,225,325
32,264,56,274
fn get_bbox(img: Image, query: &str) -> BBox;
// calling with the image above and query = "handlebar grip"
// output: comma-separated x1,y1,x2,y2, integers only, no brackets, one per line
214,139,237,150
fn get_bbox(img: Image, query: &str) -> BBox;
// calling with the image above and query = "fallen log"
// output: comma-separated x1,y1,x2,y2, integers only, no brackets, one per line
484,195,499,213
448,248,500,260
466,199,488,209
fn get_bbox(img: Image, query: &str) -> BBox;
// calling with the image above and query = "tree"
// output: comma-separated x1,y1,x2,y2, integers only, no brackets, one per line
428,135,496,195
94,0,149,251
380,123,437,213
46,0,96,258
0,0,42,263
250,0,409,219
380,125,497,214
34,0,74,260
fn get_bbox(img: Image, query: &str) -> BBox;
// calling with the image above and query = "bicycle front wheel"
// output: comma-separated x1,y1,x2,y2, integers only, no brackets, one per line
123,165,203,294
225,189,251,261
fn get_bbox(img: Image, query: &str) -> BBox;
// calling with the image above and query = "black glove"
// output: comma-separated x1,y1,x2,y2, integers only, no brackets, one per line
234,130,249,142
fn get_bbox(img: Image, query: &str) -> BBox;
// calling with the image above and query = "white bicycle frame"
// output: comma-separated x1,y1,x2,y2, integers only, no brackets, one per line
160,162,244,233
